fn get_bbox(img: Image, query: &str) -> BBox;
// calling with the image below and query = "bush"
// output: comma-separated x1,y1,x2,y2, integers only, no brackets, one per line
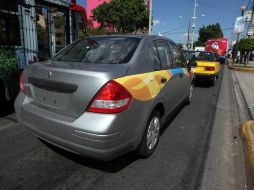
0,48,19,100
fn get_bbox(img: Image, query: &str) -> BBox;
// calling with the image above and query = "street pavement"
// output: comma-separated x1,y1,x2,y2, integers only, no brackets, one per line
200,65,248,190
0,65,251,190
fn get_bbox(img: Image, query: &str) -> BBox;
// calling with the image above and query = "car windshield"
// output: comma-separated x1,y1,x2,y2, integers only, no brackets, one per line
53,37,141,64
188,51,215,62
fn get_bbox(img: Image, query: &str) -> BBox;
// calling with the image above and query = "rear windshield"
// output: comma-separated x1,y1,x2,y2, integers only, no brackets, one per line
189,51,215,62
53,37,141,64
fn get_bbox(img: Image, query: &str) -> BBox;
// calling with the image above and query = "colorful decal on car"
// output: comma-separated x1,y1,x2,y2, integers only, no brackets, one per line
114,68,188,101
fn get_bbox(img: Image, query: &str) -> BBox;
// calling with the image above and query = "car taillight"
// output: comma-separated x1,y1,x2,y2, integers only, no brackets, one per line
87,80,132,114
20,72,24,92
205,66,215,71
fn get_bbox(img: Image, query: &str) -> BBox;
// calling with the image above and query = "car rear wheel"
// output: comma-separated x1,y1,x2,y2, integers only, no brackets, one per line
138,111,161,158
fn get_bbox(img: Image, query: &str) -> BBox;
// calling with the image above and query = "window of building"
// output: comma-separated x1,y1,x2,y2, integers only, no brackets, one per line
0,0,18,12
0,13,21,45
72,11,84,40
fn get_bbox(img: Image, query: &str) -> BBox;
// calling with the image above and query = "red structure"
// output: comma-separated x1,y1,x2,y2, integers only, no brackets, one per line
206,38,228,56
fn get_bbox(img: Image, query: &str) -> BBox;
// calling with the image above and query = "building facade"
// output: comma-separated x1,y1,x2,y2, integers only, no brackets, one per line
0,0,87,68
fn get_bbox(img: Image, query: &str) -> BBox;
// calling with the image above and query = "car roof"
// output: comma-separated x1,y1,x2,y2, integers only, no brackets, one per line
87,34,176,43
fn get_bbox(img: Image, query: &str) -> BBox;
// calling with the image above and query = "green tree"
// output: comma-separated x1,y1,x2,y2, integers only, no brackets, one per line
238,38,254,65
195,23,224,46
92,0,149,33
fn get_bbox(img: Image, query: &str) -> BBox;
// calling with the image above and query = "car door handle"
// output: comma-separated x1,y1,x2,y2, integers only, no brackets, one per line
160,77,167,83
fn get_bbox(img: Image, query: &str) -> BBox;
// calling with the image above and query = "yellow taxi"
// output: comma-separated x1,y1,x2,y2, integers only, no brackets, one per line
186,51,220,86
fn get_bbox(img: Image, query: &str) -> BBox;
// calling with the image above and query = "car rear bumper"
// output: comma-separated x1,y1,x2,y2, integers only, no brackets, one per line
14,94,139,161
194,73,216,81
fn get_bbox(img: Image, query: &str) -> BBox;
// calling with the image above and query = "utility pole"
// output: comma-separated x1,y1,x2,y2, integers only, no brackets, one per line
148,0,153,34
187,21,190,49
191,0,197,50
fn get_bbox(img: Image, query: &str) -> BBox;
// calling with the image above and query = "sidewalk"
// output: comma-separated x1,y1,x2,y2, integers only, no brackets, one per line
233,71,254,120
232,68,254,190
228,60,254,73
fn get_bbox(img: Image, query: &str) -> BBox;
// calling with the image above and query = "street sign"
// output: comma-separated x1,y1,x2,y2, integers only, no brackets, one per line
244,11,252,22
234,16,245,33
247,25,254,36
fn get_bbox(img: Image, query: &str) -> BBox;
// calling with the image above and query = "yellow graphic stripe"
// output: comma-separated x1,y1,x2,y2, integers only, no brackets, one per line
115,69,189,101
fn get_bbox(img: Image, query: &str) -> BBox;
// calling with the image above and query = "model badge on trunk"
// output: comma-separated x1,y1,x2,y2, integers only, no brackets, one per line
46,71,53,79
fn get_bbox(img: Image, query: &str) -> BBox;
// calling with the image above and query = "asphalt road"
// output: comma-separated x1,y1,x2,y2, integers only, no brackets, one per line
0,68,223,190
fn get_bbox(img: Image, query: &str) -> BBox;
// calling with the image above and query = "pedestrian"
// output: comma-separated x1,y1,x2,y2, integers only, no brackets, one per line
237,51,240,63
232,44,238,64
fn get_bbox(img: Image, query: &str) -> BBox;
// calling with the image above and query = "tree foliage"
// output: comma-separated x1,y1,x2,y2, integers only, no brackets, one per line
238,38,254,51
0,48,19,99
195,23,224,46
92,0,149,33
80,19,110,38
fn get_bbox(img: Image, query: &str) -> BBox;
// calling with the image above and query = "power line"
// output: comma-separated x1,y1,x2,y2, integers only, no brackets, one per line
159,24,188,35
223,28,234,30
196,1,236,13
246,0,252,10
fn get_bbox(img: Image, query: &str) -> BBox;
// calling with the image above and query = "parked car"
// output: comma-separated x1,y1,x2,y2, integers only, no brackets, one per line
186,51,220,86
15,35,193,161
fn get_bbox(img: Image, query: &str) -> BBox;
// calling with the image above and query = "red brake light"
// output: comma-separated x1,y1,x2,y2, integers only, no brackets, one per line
87,80,132,114
20,72,24,92
205,66,215,71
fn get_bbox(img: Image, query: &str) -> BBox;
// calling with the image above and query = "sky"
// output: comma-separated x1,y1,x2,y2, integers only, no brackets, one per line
77,0,251,44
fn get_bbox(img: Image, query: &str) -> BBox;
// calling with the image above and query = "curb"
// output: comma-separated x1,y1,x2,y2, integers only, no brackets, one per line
228,66,254,73
240,120,254,189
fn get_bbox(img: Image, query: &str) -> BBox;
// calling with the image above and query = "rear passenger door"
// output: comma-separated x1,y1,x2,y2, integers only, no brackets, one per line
168,43,190,103
152,41,179,115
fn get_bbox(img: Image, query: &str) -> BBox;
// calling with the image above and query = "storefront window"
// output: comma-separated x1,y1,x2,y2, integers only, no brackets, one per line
54,10,66,53
0,0,18,12
36,6,50,60
72,12,84,40
0,13,20,45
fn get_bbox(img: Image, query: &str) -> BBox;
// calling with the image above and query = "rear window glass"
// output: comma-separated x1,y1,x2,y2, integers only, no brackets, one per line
53,37,141,64
188,51,215,62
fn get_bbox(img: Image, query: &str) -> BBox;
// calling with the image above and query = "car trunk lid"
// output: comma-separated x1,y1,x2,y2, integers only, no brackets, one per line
194,61,216,72
23,61,129,118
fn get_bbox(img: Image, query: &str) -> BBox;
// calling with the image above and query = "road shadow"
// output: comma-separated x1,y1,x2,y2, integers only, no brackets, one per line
40,139,138,173
194,81,213,88
0,101,14,117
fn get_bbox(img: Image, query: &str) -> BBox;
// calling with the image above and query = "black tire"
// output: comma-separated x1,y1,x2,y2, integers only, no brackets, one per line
0,80,7,104
186,84,193,105
211,76,217,86
138,111,161,158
